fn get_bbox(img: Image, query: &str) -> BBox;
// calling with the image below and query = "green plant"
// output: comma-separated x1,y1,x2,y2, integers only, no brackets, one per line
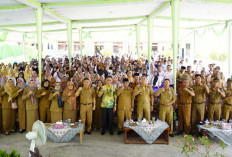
175,135,227,157
0,149,21,157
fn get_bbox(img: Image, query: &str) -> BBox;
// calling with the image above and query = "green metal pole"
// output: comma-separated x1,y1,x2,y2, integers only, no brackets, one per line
193,30,196,59
22,33,26,58
147,16,153,75
79,28,83,57
67,22,72,68
35,7,43,87
228,23,231,78
136,24,141,59
171,0,181,92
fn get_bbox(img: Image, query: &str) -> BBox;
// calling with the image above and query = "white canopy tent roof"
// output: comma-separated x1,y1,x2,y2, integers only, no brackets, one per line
1,0,232,32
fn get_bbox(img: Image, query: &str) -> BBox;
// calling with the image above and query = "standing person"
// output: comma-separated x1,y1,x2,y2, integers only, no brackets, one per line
62,81,77,123
208,78,225,122
155,79,176,137
176,66,186,91
129,73,140,90
223,78,232,122
0,79,19,135
191,74,209,134
22,79,39,132
75,78,96,135
35,79,52,123
176,78,195,135
16,78,27,133
98,76,117,135
49,82,63,123
24,65,32,82
134,74,154,120
163,65,174,88
117,78,133,135
93,80,103,130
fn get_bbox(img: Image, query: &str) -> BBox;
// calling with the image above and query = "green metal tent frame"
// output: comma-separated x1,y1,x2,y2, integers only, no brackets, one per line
0,0,231,89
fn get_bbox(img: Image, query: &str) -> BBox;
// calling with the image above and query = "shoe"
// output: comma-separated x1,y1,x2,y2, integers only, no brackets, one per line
117,130,123,135
169,134,174,137
109,131,114,135
19,129,24,133
101,131,105,135
5,132,9,135
86,131,92,135
176,131,183,135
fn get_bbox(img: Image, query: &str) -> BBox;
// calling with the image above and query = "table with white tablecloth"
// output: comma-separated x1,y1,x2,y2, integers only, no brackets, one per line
45,123,84,143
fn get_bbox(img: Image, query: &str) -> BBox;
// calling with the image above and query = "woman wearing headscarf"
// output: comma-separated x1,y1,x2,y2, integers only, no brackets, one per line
24,65,32,81
49,76,56,89
22,79,39,132
62,81,77,123
1,75,8,87
93,80,103,130
49,82,63,123
15,72,26,83
16,78,27,133
0,78,20,135
1,65,7,76
13,66,20,77
35,79,52,123
60,75,68,91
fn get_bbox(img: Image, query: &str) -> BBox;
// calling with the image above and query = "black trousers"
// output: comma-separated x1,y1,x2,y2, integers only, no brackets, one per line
102,108,113,132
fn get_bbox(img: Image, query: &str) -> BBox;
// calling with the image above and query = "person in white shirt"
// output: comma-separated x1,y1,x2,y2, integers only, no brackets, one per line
157,66,165,81
164,65,174,87
178,60,184,70
149,71,162,87
192,60,198,72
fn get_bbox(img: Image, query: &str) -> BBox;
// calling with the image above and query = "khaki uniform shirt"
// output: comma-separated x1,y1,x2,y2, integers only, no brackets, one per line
224,88,232,104
177,87,194,104
208,87,222,104
117,87,133,109
134,85,154,104
80,87,95,104
159,88,176,105
192,84,207,103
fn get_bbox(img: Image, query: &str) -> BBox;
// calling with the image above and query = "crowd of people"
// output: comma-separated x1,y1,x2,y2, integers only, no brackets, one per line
0,54,231,137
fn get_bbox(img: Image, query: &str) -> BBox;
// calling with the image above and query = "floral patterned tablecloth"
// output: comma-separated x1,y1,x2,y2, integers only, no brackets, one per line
124,121,169,144
198,125,232,146
45,123,83,143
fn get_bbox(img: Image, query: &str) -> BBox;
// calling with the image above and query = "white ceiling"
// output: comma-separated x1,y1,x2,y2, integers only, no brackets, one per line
0,0,231,33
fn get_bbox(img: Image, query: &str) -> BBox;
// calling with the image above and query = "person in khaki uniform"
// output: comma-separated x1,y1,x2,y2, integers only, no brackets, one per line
155,79,176,137
208,78,225,122
35,79,52,123
49,82,63,123
117,78,133,135
0,79,20,135
62,81,77,123
223,78,232,122
22,79,39,132
16,78,27,133
134,74,154,120
93,80,103,130
176,66,185,91
191,74,209,134
176,78,195,135
76,78,96,134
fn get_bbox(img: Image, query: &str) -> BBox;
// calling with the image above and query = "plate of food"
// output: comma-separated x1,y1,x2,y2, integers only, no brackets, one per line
129,122,138,126
71,124,78,128
204,124,211,128
45,124,51,127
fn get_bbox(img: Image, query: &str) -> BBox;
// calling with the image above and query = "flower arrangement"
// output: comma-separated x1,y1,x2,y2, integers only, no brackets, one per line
175,135,227,157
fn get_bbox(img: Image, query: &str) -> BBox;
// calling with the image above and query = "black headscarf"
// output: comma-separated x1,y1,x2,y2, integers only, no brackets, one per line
153,72,159,86
42,79,50,90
